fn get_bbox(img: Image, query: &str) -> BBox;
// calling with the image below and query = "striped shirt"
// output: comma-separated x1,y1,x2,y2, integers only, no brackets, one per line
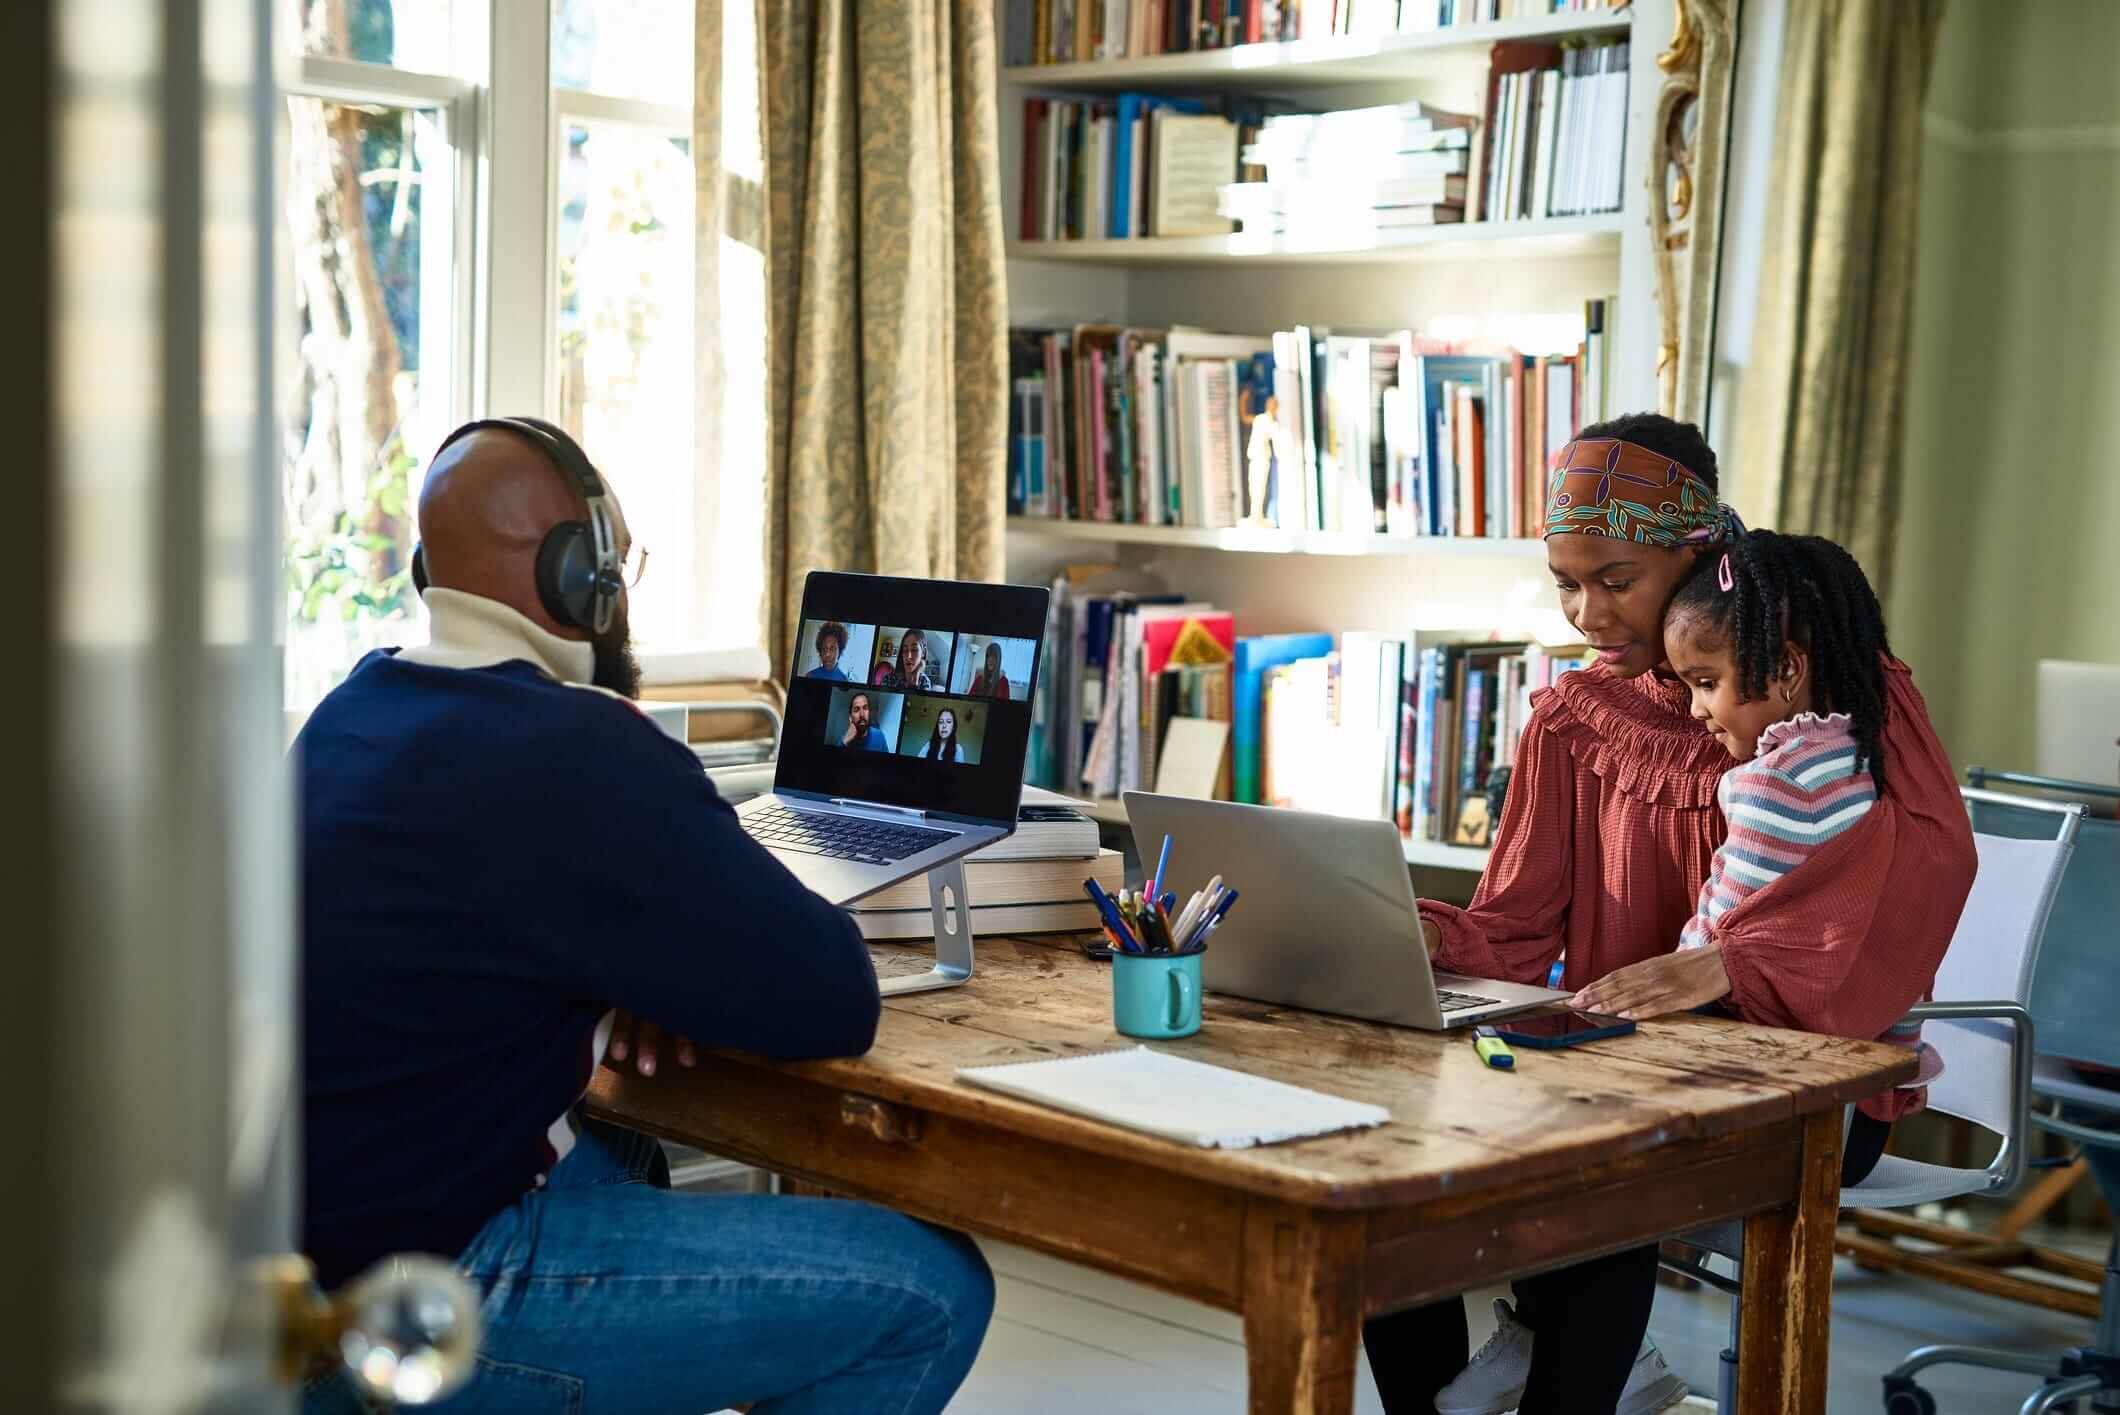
1680,713,1877,951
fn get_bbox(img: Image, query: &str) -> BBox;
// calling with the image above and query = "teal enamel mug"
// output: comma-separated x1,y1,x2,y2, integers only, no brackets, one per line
1111,950,1203,1039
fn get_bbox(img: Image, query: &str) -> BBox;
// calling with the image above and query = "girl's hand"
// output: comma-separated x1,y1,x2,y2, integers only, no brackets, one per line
1571,946,1731,1020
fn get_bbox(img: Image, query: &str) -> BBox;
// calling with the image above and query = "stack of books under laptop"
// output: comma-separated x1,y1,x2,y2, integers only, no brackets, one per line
850,786,1121,940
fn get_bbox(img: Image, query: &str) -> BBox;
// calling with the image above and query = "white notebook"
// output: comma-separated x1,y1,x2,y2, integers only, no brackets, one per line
957,1046,1390,1150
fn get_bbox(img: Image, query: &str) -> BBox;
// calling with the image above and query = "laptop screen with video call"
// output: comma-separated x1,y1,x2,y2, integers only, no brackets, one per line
775,572,1049,825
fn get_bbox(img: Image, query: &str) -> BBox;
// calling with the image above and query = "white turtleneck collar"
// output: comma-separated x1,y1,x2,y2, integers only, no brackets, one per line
396,587,596,686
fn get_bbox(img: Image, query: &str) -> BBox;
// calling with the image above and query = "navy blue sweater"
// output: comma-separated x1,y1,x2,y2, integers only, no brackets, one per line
298,650,878,1288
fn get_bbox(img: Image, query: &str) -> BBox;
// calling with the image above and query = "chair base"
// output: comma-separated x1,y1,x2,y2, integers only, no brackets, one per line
1881,1240,2120,1415
1839,1209,2102,1320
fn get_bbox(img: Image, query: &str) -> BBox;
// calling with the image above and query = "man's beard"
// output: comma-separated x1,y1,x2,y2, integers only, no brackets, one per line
591,602,642,699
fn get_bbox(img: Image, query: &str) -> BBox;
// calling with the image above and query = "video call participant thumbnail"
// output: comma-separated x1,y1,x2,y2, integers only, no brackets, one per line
795,618,877,682
825,686,904,752
871,627,954,691
898,696,987,765
948,635,1035,702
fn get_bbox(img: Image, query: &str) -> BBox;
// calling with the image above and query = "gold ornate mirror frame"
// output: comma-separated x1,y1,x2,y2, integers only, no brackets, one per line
1650,0,1740,427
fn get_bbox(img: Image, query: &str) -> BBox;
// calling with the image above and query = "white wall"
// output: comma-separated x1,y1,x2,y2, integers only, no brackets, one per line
1888,0,2120,775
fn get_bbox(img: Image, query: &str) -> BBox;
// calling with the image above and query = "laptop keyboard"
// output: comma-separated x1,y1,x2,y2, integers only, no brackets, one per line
1435,988,1502,1014
745,804,956,865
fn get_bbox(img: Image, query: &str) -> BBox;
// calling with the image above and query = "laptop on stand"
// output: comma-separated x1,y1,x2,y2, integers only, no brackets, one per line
740,572,1050,992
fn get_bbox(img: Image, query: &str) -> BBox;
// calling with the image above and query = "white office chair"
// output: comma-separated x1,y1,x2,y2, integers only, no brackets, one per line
1660,787,2084,1415
1882,777,2120,1415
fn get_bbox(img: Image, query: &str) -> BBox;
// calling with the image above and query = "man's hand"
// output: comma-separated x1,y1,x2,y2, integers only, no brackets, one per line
1420,917,1441,959
841,720,859,746
1570,946,1731,1021
604,1010,697,1077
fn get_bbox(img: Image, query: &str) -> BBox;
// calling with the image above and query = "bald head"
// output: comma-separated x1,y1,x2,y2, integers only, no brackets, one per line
417,427,629,640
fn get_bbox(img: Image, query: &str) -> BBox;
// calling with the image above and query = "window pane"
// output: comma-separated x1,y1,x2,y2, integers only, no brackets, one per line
291,0,451,72
721,0,761,181
556,121,696,648
714,235,768,649
283,97,451,710
552,0,691,106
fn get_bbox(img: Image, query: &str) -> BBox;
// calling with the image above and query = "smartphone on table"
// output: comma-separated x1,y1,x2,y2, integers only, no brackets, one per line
1490,1010,1637,1049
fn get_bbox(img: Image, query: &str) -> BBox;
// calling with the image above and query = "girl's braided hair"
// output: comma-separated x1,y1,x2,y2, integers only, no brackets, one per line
1668,530,1893,789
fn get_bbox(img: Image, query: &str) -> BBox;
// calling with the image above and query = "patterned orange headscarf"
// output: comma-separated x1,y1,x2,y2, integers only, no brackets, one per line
1543,437,1744,547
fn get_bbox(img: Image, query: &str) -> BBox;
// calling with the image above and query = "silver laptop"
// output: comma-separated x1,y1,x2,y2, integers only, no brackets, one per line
738,572,1050,907
1122,792,1569,1030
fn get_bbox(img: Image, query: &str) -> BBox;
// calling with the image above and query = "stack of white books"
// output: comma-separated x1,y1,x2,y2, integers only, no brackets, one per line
850,786,1119,940
1219,101,1475,242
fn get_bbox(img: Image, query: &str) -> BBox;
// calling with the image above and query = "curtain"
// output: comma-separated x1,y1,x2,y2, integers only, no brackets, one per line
1734,0,1946,594
755,0,1009,669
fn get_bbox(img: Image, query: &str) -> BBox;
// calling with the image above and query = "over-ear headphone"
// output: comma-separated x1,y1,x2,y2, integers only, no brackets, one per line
409,416,624,636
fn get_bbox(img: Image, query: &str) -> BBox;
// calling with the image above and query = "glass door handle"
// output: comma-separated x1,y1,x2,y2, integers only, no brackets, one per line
247,1253,482,1404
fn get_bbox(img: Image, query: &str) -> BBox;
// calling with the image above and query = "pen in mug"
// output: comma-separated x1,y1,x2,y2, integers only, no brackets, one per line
1149,834,1171,902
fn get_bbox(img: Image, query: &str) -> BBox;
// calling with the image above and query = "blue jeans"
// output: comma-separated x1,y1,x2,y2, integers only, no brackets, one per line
306,1121,995,1414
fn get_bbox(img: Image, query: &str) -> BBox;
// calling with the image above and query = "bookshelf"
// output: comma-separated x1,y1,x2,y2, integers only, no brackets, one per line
1080,794,1491,872
1006,213,1625,266
1001,10,1634,90
1008,515,1550,558
1002,0,1733,874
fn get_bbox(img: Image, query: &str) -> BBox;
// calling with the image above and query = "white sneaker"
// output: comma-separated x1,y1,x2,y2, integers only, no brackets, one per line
1615,1345,1691,1415
1434,1299,1533,1415
1433,1299,1691,1415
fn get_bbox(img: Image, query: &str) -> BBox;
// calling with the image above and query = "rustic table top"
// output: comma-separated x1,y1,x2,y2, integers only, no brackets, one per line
597,935,1917,1212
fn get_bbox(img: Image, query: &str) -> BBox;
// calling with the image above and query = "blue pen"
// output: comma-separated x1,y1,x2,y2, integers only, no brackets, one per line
1204,888,1238,926
1083,879,1142,952
1160,891,1177,916
1150,834,1171,903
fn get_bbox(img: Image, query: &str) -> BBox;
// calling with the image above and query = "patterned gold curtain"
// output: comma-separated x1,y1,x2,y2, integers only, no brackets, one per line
1734,0,1946,594
754,0,1008,669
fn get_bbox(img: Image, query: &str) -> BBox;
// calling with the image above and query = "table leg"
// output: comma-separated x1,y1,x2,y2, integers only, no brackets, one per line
1240,1203,1364,1415
1737,1110,1843,1414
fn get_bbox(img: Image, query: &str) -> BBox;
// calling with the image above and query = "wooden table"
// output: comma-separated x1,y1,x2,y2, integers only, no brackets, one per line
588,937,1916,1414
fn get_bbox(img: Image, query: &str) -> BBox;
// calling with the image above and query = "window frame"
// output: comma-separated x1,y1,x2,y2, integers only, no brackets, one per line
281,52,479,451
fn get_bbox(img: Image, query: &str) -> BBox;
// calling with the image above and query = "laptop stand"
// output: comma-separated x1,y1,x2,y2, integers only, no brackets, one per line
877,858,974,995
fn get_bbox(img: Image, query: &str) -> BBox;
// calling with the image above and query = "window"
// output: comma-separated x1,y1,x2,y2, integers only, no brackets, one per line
281,2,468,711
281,0,753,712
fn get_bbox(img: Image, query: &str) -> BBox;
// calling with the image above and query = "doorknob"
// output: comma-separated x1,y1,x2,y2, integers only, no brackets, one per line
250,1253,482,1403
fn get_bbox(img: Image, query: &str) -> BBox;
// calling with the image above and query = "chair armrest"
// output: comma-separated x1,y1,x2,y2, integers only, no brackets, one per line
1899,1001,2035,1193
2035,1109,2120,1151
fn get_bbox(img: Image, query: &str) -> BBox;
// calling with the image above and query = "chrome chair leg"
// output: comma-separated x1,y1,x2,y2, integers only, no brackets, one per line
2023,1373,2107,1415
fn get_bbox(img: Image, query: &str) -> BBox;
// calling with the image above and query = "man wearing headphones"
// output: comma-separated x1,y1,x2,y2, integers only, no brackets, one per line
296,419,994,1413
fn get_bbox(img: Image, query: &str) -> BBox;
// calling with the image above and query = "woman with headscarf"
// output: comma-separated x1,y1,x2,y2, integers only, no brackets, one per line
1363,414,1975,1415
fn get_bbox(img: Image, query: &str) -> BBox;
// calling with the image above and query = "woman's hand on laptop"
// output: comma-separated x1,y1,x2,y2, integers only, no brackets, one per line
1420,918,1440,958
1570,946,1730,1021
605,1010,697,1077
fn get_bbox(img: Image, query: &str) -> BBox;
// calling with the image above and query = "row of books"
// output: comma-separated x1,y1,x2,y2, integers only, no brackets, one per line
1217,100,1474,239
1020,97,1263,242
1004,300,1618,538
1003,0,1624,65
1473,38,1630,222
1023,578,1596,849
1260,634,1593,844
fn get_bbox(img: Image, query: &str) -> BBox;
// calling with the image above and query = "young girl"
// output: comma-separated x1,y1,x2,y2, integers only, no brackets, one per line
1659,531,1943,1159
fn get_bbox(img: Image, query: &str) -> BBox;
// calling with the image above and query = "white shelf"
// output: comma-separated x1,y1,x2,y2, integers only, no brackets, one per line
1007,213,1625,266
1402,838,1493,871
1082,795,1492,872
1002,9,1633,91
1007,517,1550,559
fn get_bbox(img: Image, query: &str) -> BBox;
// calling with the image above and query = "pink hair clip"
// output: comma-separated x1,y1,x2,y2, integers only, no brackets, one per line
1717,552,1734,592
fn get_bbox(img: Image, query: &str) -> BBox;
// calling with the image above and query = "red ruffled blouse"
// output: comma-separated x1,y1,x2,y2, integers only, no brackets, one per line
1426,659,1976,1121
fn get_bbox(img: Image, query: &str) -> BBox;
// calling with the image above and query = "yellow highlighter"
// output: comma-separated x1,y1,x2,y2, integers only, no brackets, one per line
1472,1026,1515,1071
